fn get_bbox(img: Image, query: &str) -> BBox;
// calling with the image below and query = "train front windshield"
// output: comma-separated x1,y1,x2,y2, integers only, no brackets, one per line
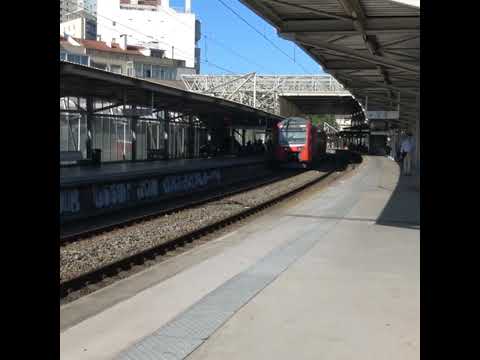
279,129,306,145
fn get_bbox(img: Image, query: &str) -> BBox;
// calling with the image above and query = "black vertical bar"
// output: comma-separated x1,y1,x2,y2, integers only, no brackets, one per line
131,106,138,161
188,115,194,158
131,116,138,161
164,110,169,160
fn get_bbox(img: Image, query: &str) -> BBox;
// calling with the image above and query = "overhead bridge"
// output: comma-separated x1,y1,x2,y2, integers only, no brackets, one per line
182,74,362,117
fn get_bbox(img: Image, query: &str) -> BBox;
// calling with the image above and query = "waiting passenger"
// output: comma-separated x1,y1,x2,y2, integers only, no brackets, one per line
246,141,253,154
400,133,415,176
256,139,265,153
385,145,392,158
265,139,273,153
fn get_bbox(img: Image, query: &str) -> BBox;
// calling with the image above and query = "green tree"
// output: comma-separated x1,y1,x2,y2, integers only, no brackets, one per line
309,114,339,130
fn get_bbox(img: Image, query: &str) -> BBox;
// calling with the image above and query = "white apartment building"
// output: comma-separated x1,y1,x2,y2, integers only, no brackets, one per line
60,12,98,40
96,0,200,72
60,35,195,80
60,0,97,22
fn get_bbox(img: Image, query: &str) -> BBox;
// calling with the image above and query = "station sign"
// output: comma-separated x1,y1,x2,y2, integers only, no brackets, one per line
367,111,399,120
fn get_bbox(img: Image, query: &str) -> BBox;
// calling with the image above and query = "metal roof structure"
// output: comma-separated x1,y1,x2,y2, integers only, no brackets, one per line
240,0,420,128
60,61,283,126
182,73,359,116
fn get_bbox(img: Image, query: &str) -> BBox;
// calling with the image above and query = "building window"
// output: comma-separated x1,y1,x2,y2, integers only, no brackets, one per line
65,53,89,66
134,63,143,77
80,55,89,66
91,61,107,70
142,64,152,78
165,69,174,80
110,65,122,74
67,54,81,64
152,65,162,79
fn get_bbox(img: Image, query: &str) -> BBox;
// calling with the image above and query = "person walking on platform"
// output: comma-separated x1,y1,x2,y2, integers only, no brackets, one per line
400,132,414,176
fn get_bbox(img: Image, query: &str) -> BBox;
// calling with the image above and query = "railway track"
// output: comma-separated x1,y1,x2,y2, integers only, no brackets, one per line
60,170,301,245
60,158,356,301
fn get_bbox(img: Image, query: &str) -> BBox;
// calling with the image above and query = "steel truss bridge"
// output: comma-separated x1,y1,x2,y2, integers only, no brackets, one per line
182,74,352,115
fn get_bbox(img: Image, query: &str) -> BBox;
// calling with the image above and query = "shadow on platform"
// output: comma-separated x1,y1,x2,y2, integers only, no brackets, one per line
376,161,420,230
307,151,363,173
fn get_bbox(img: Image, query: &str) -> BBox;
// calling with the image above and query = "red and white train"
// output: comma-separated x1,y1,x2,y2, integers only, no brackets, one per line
272,116,327,168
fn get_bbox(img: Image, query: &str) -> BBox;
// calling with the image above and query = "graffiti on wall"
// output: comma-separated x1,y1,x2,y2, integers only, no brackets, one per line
94,179,161,210
60,189,80,215
162,170,221,194
61,169,223,217
94,183,132,209
137,179,159,201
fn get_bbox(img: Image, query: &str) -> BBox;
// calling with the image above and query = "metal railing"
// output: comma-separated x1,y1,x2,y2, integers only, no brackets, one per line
323,122,339,134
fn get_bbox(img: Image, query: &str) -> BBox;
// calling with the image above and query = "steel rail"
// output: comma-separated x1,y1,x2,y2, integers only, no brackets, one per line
60,156,358,299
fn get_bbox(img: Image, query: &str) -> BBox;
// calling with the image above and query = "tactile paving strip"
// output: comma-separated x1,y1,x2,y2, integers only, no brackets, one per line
117,222,339,360
118,163,375,360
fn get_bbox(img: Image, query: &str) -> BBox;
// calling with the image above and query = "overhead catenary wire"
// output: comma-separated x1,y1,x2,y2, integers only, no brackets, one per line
203,34,270,72
201,59,236,74
119,2,271,73
71,2,312,75
86,24,234,73
107,1,313,74
215,0,314,74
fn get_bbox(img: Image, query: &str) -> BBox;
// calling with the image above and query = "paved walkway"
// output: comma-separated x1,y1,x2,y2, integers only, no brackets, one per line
187,156,419,360
60,156,419,360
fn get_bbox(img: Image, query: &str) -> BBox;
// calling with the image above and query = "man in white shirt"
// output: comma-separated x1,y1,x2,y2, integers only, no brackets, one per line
400,133,414,175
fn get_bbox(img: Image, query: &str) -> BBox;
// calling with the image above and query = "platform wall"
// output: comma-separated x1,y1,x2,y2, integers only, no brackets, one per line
60,161,269,223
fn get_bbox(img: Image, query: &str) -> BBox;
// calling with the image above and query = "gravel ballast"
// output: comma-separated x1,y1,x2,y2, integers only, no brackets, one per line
60,168,332,283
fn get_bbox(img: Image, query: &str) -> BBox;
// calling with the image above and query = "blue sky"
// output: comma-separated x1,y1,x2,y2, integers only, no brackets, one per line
170,0,325,75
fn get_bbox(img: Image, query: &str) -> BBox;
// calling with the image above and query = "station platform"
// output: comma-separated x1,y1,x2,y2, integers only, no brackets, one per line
61,156,267,187
60,156,420,360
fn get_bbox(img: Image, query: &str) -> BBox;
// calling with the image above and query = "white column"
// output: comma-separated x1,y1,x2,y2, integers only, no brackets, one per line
78,117,81,151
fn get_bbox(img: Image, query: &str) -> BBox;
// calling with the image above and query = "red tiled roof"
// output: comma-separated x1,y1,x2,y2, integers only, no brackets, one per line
60,37,145,56
80,39,145,55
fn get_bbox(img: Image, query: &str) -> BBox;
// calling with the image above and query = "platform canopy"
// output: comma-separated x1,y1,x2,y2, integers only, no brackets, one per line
60,61,283,127
240,0,420,128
